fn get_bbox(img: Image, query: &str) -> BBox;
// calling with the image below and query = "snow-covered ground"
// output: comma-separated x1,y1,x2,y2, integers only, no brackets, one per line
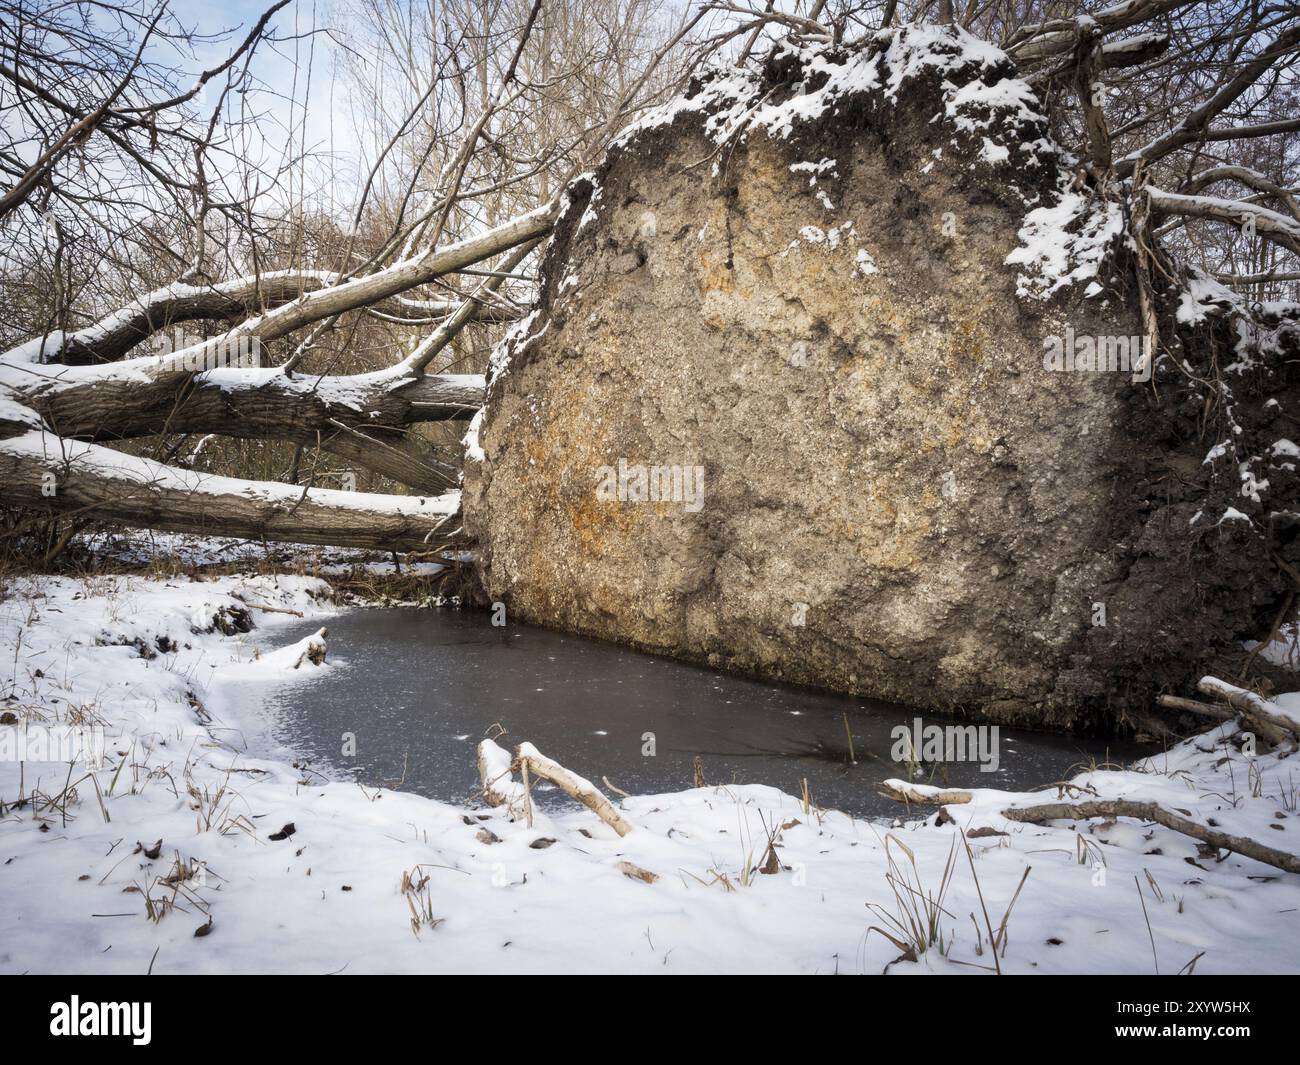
1,572,1298,974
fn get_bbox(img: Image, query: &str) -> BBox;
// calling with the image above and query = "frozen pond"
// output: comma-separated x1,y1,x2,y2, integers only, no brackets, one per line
238,607,1145,819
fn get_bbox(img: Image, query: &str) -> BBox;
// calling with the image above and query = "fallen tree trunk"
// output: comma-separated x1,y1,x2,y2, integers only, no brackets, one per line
0,428,463,551
12,370,482,492
1147,187,1300,256
1028,31,1170,88
29,202,556,388
17,369,483,440
310,425,458,494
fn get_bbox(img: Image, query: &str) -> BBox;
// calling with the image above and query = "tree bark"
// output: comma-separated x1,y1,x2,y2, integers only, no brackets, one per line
1146,187,1300,257
515,742,636,836
1008,0,1200,61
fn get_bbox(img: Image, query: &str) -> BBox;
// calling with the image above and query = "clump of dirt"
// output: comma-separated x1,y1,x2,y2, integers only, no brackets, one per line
463,26,1299,733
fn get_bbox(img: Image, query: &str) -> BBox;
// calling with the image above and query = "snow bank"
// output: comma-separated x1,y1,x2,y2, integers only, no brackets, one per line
616,23,1052,168
3,574,1299,973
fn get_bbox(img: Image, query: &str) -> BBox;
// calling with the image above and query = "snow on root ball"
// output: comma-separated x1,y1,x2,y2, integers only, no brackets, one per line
462,26,1300,731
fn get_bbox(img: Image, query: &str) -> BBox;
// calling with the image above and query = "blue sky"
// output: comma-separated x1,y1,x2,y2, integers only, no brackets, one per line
161,0,356,207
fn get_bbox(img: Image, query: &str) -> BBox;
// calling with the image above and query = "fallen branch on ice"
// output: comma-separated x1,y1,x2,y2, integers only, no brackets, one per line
999,799,1300,876
515,742,635,837
877,779,974,806
879,778,1300,876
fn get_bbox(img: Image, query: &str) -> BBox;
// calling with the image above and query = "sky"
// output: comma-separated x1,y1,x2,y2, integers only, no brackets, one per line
162,0,360,213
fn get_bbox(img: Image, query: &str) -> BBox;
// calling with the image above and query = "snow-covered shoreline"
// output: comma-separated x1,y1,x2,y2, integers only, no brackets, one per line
1,573,1298,974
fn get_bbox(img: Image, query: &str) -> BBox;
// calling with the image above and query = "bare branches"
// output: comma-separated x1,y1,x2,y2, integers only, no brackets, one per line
1181,164,1300,222
1115,24,1300,178
1007,0,1201,61
403,237,543,374
0,1,170,220
13,368,482,489
992,0,1300,301
2,1,1298,550
32,269,522,366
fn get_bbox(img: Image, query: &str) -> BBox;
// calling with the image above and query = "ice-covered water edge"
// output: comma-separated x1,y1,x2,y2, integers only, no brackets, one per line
0,572,1297,975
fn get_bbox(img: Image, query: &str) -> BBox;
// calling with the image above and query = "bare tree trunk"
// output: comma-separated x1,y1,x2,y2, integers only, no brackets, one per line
0,431,463,551
16,371,483,490
41,273,518,366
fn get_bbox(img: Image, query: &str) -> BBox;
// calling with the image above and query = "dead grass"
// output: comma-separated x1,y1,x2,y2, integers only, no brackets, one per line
867,833,958,966
400,864,446,936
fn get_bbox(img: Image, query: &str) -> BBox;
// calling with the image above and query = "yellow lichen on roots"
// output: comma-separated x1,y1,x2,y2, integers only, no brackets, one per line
515,387,637,572
833,479,932,573
947,313,989,364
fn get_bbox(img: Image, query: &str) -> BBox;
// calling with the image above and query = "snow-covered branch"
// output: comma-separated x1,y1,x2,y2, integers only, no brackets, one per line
1115,24,1300,177
0,427,464,552
1146,187,1300,256
31,272,520,367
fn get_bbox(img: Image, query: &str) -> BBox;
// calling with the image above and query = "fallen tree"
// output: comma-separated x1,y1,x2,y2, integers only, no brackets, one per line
35,272,521,367
0,424,463,552
11,367,485,492
463,5,1300,727
3,0,1299,594
0,0,695,551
